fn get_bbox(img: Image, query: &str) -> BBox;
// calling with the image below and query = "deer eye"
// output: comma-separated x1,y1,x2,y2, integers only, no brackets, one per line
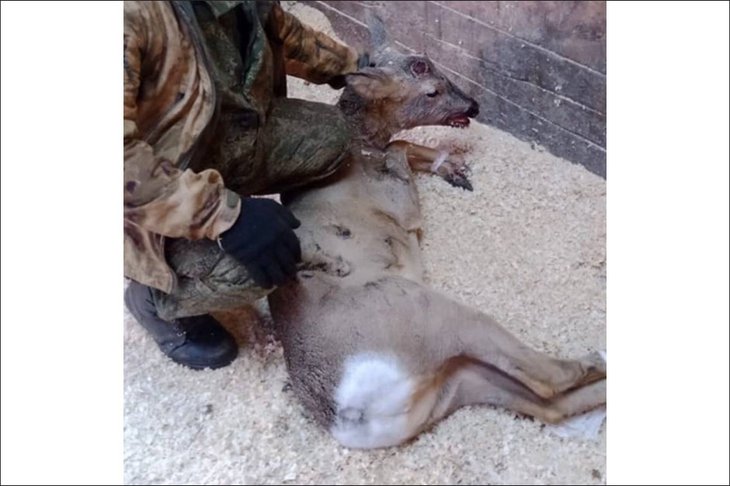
427,90,439,98
410,59,430,77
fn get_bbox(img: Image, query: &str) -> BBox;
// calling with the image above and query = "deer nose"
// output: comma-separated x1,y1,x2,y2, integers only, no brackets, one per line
466,101,479,118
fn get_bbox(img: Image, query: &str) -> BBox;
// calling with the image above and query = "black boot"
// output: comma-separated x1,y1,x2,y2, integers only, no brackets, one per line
124,280,238,370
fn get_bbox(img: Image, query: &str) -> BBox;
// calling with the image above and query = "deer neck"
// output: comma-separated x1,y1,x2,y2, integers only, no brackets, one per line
337,91,400,150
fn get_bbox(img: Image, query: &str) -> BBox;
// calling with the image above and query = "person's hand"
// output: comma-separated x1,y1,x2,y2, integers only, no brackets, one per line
218,197,302,289
328,51,372,89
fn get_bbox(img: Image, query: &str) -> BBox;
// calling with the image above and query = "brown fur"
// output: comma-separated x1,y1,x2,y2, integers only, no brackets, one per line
267,16,606,448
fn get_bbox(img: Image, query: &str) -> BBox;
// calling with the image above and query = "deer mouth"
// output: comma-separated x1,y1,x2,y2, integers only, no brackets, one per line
444,114,471,128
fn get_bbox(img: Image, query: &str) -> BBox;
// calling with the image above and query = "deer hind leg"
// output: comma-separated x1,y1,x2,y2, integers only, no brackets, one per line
451,359,606,424
438,296,606,400
467,333,606,402
406,357,606,438
329,353,606,450
325,279,605,449
345,276,604,402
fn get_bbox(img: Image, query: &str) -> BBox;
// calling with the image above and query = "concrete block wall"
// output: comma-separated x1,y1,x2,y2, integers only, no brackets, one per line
302,1,607,178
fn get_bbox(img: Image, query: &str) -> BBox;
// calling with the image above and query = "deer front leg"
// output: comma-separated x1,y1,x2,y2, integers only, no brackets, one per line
386,140,473,191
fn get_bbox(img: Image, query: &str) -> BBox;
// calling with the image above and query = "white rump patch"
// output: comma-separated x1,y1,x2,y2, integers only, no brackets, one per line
331,354,414,449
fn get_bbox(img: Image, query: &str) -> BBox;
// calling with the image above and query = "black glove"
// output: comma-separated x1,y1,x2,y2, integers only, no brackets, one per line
219,197,302,289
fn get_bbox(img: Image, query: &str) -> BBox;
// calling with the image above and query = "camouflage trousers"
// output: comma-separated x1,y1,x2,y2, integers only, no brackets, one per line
151,97,351,321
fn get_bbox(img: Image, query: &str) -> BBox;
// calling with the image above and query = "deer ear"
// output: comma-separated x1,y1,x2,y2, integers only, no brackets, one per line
367,11,389,57
409,59,430,77
345,68,398,100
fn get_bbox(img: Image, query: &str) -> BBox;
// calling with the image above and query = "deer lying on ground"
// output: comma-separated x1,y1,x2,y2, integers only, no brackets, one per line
267,17,606,449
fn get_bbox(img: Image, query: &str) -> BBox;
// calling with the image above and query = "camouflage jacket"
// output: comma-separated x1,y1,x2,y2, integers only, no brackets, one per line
124,1,358,293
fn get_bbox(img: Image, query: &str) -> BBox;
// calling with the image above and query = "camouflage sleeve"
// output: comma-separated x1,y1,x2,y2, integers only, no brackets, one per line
124,3,240,241
271,2,359,84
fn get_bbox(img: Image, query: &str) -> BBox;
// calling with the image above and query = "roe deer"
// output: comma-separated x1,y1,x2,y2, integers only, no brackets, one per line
267,16,606,449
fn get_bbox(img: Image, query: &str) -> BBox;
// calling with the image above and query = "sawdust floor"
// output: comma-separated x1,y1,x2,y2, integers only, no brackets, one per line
124,4,606,484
